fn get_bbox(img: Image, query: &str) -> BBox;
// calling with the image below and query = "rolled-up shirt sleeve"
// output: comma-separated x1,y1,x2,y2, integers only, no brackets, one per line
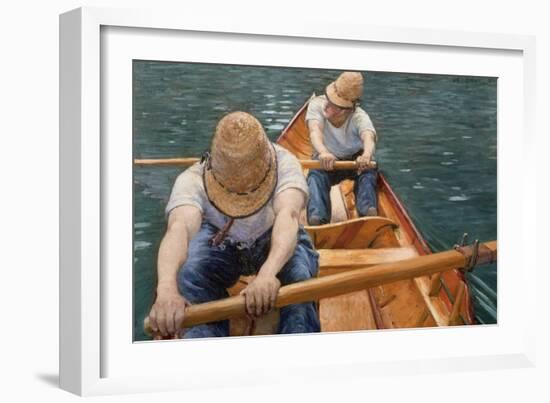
353,108,377,142
305,96,326,124
164,164,207,218
274,146,309,201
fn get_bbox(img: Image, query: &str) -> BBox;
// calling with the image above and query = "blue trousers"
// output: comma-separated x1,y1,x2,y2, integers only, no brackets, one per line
177,223,320,338
307,168,378,224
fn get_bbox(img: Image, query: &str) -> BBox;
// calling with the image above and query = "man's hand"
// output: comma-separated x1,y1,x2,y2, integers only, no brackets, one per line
356,153,372,173
240,273,281,318
148,288,189,338
319,151,337,171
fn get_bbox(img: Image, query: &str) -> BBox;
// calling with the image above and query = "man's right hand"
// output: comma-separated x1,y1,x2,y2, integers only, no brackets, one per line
319,151,336,171
148,288,189,338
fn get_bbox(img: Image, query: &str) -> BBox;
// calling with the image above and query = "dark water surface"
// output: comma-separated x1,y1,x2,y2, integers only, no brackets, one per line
133,61,497,341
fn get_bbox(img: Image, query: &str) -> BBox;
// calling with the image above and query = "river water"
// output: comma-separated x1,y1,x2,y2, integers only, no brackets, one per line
133,61,497,341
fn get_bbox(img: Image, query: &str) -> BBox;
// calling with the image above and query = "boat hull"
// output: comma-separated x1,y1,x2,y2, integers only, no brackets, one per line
274,95,476,331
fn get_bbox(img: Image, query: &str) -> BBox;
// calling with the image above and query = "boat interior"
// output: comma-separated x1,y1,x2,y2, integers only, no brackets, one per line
224,98,473,336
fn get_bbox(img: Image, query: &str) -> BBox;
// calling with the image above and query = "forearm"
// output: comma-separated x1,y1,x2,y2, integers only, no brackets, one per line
362,131,376,158
156,224,189,294
309,124,329,155
260,208,300,277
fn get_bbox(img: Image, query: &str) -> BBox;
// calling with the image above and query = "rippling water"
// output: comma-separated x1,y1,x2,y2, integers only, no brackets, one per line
133,61,497,341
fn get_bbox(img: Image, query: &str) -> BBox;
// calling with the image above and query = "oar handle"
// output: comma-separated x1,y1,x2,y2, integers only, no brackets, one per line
143,240,496,337
134,158,377,170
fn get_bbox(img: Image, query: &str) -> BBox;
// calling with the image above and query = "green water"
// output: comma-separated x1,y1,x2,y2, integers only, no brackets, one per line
133,61,497,341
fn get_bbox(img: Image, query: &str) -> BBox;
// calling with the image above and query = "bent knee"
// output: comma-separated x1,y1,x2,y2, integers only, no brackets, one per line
279,260,316,285
177,264,212,302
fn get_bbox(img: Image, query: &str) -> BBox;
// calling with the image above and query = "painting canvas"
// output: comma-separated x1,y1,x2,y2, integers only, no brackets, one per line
132,61,497,342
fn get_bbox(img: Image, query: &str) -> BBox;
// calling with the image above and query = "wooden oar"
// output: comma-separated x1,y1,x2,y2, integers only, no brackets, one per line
144,240,496,336
134,158,377,170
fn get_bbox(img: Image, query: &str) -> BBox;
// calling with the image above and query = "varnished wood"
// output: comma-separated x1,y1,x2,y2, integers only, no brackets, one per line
227,276,280,336
320,291,377,331
319,246,417,268
134,157,375,171
429,273,442,296
373,279,427,328
275,94,463,333
330,185,349,223
379,293,397,308
448,281,466,325
276,95,314,159
134,157,201,167
368,288,386,329
318,246,417,277
144,241,496,334
241,97,479,331
414,308,430,328
305,216,397,249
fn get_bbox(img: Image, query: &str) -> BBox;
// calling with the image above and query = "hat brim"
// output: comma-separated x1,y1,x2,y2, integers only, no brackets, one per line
325,82,355,109
203,144,278,219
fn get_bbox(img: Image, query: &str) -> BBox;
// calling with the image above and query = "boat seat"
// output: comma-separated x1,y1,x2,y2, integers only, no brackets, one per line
305,216,397,249
226,276,280,336
318,245,417,277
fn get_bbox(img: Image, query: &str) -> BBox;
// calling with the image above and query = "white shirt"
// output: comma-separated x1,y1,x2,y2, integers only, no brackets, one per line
165,144,308,244
305,95,377,159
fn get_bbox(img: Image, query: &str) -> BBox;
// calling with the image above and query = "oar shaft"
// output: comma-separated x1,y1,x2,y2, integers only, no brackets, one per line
134,158,377,170
300,160,377,170
144,241,496,334
134,157,200,166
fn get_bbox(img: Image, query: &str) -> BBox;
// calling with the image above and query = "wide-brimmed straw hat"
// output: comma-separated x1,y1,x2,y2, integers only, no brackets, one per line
325,71,364,109
203,112,277,218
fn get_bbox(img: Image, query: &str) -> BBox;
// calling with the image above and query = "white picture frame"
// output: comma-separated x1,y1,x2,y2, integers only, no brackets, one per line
59,6,537,396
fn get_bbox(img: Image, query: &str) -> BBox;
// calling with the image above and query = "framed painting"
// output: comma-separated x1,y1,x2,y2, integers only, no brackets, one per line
59,6,536,396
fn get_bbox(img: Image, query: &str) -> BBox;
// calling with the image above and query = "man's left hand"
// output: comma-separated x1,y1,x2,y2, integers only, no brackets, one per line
240,273,281,318
356,154,372,173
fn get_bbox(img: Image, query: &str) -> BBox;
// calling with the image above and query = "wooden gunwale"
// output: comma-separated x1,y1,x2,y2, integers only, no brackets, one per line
378,173,474,324
276,95,314,144
377,174,431,256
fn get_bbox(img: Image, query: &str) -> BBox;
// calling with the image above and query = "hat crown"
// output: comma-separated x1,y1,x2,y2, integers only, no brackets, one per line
334,72,364,102
210,112,271,194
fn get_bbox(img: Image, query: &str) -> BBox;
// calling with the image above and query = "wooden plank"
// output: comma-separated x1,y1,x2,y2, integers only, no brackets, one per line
276,97,312,159
413,308,430,328
305,216,397,249
448,281,466,325
377,189,414,246
429,273,442,296
330,184,349,223
320,291,377,331
372,280,429,328
318,246,417,269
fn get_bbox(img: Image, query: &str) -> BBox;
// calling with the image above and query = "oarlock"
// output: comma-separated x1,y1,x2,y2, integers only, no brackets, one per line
454,233,496,272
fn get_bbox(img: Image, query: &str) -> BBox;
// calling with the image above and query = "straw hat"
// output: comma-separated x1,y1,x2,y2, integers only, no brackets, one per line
325,72,364,109
203,112,277,218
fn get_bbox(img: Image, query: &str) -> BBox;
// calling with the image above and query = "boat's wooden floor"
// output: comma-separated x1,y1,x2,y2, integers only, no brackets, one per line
227,244,426,336
227,183,454,336
257,94,472,333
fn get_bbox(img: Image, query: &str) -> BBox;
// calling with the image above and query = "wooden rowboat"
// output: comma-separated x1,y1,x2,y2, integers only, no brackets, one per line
203,95,485,336
138,96,497,338
273,95,477,331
